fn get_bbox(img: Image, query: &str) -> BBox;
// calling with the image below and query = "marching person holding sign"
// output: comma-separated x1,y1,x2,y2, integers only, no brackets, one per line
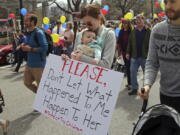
21,14,48,95
59,4,117,134
32,3,124,135
66,3,116,69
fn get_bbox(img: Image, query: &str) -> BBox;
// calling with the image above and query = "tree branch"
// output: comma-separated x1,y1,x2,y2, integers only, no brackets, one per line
74,0,82,11
67,0,74,12
53,1,72,14
126,0,139,13
90,0,94,4
72,0,76,6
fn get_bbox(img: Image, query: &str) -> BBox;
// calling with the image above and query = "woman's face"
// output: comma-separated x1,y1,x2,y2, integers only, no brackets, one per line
82,16,101,31
122,22,128,29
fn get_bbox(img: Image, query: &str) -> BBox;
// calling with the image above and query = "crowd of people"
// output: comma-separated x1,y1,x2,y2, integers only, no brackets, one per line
1,0,180,134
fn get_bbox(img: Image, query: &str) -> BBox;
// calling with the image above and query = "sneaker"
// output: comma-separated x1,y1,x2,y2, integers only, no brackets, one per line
125,84,131,90
32,110,41,115
128,89,137,95
12,70,18,73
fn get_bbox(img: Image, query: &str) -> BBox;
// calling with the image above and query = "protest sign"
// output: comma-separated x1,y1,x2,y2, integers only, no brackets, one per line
33,54,124,135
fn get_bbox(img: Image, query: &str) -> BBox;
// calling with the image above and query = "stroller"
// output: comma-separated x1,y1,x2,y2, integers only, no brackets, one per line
132,90,180,135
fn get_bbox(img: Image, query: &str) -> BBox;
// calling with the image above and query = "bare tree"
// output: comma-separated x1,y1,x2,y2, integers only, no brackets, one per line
115,0,143,15
50,0,95,15
102,0,145,19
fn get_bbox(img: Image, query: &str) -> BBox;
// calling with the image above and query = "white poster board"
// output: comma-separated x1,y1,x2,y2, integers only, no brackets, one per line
33,54,124,135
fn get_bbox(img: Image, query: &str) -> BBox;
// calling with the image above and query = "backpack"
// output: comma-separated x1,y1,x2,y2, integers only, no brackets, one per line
34,28,53,56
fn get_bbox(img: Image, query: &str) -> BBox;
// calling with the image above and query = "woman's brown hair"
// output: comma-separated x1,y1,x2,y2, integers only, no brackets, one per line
80,4,101,19
122,19,132,30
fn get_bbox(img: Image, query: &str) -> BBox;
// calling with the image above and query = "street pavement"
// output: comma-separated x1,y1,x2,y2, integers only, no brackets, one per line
0,64,160,135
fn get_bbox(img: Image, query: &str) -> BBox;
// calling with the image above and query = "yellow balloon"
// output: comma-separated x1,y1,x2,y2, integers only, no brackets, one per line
43,17,49,24
119,23,122,29
140,12,144,16
51,34,60,43
60,16,66,23
153,14,158,19
124,12,133,20
160,1,165,11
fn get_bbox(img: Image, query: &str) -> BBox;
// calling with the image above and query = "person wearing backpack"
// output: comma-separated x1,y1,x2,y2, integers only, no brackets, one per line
21,14,48,100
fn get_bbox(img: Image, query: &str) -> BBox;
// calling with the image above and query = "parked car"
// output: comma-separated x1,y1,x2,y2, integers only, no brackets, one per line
0,38,15,65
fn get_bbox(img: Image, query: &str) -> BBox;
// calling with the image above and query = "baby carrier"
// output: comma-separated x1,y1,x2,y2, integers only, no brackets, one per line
132,90,180,135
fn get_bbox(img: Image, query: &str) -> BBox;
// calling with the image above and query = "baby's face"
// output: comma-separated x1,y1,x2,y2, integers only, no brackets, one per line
82,32,96,44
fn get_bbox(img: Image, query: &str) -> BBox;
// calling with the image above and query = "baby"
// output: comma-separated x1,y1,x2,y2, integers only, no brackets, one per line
73,30,103,65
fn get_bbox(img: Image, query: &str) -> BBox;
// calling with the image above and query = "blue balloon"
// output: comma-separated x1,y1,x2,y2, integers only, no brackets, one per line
115,28,120,37
62,23,67,29
43,24,49,30
103,5,109,11
20,8,27,16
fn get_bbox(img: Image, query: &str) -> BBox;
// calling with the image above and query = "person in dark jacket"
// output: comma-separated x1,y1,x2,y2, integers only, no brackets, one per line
14,32,27,72
117,19,132,89
126,15,151,95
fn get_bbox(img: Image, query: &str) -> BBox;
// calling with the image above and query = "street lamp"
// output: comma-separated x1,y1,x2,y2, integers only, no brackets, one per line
19,0,24,30
151,0,154,19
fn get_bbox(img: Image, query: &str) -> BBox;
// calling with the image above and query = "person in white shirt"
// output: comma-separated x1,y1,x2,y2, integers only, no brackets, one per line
52,21,65,37
52,21,65,55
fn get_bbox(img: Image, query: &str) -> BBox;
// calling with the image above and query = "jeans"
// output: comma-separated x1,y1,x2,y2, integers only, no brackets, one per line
130,58,146,90
123,56,131,85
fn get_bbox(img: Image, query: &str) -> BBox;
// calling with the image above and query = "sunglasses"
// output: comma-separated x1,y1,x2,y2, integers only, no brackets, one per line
83,22,93,27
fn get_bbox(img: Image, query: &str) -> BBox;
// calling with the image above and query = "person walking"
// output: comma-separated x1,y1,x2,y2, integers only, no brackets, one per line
52,21,65,37
21,14,48,95
117,19,132,90
52,21,65,56
138,0,180,113
14,32,27,72
70,3,116,69
61,4,116,135
63,22,74,56
126,15,151,95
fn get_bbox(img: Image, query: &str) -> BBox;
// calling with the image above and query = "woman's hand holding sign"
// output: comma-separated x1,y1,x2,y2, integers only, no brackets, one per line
71,51,83,61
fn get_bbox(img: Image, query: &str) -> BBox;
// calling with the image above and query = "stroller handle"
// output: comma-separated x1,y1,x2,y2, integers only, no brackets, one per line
141,88,148,114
